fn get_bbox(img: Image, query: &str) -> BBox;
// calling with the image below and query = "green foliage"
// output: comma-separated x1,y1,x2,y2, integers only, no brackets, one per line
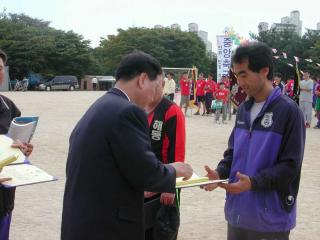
0,12,98,80
98,27,214,76
250,29,320,79
0,11,219,82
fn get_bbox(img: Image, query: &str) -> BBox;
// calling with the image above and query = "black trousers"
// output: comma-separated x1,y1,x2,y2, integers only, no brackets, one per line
228,224,290,240
205,93,213,113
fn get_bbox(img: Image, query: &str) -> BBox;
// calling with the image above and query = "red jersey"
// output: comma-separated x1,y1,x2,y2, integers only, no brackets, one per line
285,79,294,97
215,89,229,103
205,79,217,94
196,79,206,96
222,79,230,88
180,78,191,96
147,98,185,164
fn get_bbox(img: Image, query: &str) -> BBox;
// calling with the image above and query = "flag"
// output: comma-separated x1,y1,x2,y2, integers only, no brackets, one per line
189,67,199,109
305,59,313,62
293,62,301,104
189,67,197,101
294,56,299,62
272,48,277,54
287,63,294,67
282,52,287,59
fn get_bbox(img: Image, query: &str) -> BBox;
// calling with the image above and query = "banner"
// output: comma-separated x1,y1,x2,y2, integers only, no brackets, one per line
189,67,197,102
216,35,233,82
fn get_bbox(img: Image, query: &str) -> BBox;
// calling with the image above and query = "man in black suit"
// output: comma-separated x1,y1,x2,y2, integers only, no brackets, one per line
61,51,193,240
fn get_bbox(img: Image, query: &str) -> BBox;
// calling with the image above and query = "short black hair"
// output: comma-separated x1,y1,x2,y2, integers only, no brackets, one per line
0,49,7,64
232,42,273,81
115,51,162,81
274,73,282,79
167,72,174,77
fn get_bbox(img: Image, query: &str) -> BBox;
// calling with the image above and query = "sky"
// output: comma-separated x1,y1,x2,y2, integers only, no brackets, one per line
1,0,319,51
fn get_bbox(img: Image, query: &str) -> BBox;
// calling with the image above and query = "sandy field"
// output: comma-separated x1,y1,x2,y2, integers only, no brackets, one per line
1,91,319,240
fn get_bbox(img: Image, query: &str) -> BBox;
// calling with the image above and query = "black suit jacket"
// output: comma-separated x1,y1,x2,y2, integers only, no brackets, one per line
61,88,176,240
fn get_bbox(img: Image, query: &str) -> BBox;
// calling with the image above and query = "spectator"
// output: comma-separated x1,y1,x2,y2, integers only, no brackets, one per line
193,73,206,115
299,71,314,128
92,77,98,90
204,73,217,115
179,72,191,115
164,72,176,101
214,82,229,124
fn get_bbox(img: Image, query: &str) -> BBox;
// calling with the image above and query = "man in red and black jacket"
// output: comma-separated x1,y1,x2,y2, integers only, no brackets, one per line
144,78,186,240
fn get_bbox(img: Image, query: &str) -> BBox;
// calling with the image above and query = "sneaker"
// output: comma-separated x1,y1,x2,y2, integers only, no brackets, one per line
193,111,200,115
305,123,311,128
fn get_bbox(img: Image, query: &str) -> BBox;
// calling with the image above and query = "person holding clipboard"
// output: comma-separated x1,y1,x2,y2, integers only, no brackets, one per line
0,49,34,240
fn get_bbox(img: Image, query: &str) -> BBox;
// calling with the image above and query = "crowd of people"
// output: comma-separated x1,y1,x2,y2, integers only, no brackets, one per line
163,65,320,129
163,71,234,124
272,71,320,129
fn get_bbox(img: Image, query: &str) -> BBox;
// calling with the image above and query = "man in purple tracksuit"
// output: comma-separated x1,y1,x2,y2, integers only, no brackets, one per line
203,42,305,240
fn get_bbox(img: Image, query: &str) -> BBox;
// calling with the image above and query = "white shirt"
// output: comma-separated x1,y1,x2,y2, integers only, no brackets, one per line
299,79,314,103
92,77,98,84
250,101,265,126
166,79,176,95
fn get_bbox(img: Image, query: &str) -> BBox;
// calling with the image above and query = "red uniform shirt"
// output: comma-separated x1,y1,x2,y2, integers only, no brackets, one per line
215,89,229,103
180,78,191,96
205,79,217,94
222,79,230,88
147,98,185,164
285,79,294,97
196,79,206,96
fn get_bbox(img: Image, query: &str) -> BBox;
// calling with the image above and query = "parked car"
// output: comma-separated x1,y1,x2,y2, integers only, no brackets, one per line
38,75,79,91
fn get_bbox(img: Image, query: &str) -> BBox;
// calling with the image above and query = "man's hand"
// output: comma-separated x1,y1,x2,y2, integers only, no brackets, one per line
160,192,175,205
170,162,193,180
144,191,158,198
0,169,11,185
219,171,251,194
11,140,34,157
0,177,11,185
201,165,220,191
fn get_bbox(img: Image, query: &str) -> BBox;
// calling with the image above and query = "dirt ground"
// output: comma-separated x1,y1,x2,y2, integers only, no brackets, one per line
2,91,319,240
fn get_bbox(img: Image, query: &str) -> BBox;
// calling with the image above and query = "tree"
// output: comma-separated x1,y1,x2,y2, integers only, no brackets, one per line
98,27,212,75
0,12,98,82
250,29,320,80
